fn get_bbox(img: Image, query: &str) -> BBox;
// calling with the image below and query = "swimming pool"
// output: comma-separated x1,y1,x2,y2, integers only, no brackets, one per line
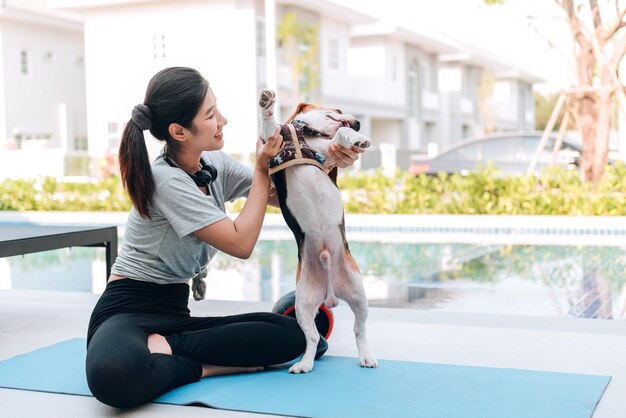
2,235,624,320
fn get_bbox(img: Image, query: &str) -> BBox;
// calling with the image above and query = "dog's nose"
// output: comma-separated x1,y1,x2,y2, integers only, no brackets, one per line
353,120,360,131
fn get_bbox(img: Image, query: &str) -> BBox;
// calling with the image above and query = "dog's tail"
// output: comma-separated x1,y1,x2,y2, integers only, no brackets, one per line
320,248,338,309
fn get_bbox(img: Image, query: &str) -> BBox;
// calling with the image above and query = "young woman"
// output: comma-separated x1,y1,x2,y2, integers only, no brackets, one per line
85,67,361,408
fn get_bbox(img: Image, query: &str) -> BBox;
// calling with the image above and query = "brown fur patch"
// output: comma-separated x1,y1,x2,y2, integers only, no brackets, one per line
296,260,302,283
343,250,360,273
284,102,319,123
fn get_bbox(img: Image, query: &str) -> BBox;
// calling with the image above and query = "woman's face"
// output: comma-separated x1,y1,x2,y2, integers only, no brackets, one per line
190,88,228,151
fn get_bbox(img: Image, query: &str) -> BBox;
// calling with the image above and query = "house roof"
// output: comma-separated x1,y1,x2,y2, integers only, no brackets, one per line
1,1,83,31
278,0,375,25
350,21,460,55
45,0,155,9
440,43,545,84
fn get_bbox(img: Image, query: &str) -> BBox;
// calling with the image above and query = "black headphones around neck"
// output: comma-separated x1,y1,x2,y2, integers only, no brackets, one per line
163,154,218,189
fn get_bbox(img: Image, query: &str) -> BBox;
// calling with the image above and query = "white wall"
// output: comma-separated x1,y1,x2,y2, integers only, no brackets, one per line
1,18,85,149
319,16,351,98
370,118,401,148
493,79,519,124
82,0,259,159
347,37,405,107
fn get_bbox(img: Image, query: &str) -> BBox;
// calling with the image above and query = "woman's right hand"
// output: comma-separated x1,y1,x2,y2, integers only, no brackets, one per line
255,127,283,174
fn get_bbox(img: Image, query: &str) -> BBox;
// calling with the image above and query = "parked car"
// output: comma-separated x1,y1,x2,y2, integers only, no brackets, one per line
410,131,588,176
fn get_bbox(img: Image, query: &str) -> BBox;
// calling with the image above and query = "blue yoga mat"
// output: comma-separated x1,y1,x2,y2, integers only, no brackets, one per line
0,338,610,418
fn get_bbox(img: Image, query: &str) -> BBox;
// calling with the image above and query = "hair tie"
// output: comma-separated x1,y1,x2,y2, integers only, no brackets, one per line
131,104,152,131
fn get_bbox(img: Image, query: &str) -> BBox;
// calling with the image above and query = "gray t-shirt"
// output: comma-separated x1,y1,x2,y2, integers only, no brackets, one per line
111,150,253,285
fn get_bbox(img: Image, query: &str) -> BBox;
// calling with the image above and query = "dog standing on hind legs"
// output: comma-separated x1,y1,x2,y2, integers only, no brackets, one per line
258,89,378,373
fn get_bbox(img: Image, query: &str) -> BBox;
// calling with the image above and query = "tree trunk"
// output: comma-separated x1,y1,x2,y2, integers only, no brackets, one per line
572,44,600,182
574,93,598,182
561,0,618,184
593,73,612,183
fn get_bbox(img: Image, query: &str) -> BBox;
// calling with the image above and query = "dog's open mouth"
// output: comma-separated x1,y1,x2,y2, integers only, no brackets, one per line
327,115,350,127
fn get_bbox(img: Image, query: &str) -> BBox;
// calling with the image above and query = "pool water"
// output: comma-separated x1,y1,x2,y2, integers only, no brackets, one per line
2,239,625,320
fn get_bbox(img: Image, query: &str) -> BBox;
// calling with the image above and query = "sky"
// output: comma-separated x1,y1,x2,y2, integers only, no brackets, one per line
332,0,577,94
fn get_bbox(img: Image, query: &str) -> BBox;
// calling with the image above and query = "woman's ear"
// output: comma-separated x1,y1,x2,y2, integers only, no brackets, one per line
168,123,186,143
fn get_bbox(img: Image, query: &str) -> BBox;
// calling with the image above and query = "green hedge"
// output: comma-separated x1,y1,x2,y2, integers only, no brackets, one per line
338,162,626,215
0,176,131,212
2,162,626,215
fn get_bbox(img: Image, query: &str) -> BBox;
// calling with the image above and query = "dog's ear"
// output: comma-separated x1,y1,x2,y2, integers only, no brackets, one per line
284,102,317,124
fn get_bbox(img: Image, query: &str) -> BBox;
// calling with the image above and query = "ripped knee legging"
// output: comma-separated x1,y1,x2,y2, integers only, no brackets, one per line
85,279,305,409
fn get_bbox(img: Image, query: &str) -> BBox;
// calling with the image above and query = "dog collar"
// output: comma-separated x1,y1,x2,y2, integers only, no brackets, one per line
268,124,330,176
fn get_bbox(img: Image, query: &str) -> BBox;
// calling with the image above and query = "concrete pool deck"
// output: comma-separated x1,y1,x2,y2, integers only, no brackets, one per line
0,289,624,418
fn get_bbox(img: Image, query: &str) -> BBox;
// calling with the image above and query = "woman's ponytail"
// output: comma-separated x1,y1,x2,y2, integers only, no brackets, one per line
119,105,155,219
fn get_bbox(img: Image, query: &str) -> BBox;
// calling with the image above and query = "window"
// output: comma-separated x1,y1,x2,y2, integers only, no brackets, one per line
107,122,118,135
20,50,29,75
456,143,481,160
481,139,518,162
421,63,430,90
328,38,338,69
407,64,418,118
74,136,88,151
107,122,120,150
153,34,166,59
522,136,581,167
256,19,266,57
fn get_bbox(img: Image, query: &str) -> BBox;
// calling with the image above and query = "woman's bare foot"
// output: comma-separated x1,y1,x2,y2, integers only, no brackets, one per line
201,364,264,378
147,333,172,355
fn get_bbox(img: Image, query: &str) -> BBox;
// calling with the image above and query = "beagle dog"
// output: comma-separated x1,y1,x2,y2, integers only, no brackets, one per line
258,90,377,373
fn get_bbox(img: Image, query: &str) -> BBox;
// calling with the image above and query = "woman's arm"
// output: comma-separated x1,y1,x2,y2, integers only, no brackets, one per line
194,129,282,259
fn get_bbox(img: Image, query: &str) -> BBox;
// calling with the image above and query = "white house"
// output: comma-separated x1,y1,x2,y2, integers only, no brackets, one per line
0,1,86,178
342,21,461,170
36,0,541,178
438,47,541,150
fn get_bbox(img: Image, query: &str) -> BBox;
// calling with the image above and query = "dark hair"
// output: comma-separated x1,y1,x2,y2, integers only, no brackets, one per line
118,67,209,219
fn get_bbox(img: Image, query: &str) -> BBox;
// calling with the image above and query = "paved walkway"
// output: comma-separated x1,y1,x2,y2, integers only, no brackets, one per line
1,289,624,417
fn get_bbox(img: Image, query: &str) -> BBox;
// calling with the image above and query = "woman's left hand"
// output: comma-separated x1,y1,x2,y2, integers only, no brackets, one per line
328,144,364,168
255,128,283,174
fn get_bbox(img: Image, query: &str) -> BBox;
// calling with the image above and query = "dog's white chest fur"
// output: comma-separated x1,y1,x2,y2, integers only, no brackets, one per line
284,166,344,233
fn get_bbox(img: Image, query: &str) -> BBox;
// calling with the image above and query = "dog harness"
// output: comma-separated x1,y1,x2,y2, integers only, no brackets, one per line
268,122,329,175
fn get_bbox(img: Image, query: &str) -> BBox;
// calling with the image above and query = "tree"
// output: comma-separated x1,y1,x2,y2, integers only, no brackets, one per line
277,12,320,103
555,0,626,183
490,1,626,183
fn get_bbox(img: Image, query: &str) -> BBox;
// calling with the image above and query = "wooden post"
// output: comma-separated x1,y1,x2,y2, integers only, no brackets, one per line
551,110,571,166
611,72,626,120
528,92,566,175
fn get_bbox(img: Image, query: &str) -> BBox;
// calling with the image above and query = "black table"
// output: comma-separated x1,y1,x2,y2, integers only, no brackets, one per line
0,225,118,280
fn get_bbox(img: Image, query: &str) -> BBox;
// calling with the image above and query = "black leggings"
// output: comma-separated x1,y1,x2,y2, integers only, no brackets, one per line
86,279,305,409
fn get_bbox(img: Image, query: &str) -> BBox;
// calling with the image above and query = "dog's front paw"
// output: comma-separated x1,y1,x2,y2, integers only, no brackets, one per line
259,90,276,111
289,360,313,374
336,127,371,150
359,354,378,368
